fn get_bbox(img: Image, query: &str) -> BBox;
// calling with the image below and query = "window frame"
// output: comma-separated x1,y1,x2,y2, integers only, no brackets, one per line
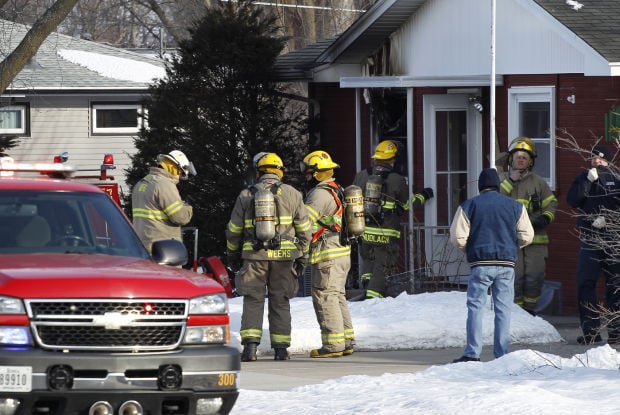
507,86,556,190
91,102,146,135
0,104,29,135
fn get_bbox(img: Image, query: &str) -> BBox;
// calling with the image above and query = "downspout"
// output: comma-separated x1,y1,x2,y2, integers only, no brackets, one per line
355,88,362,172
407,88,415,275
355,88,362,283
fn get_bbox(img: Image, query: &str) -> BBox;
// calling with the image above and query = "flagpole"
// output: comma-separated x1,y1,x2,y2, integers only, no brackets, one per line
490,0,496,168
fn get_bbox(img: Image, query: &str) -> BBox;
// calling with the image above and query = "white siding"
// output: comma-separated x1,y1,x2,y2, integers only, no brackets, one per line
390,0,609,77
9,95,141,195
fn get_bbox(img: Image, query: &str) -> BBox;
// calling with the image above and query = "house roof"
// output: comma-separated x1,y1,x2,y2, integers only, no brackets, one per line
0,20,166,93
275,0,620,81
273,37,340,81
534,0,620,62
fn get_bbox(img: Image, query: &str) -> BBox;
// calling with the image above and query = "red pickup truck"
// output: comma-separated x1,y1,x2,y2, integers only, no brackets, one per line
0,160,239,415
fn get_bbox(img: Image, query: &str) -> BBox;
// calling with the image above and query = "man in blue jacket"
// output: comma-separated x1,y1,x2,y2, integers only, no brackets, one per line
450,168,533,362
567,144,620,345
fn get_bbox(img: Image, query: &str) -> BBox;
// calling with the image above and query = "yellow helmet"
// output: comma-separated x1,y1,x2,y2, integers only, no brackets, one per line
302,150,340,172
507,137,537,167
255,152,284,179
372,140,398,160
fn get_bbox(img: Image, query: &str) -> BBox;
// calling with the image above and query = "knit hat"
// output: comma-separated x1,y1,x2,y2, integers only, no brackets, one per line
592,145,612,162
478,168,500,192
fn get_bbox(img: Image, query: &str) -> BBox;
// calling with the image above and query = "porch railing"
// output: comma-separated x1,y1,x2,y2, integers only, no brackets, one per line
401,223,470,293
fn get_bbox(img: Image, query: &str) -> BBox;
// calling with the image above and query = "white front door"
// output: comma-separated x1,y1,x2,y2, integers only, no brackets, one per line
422,94,482,279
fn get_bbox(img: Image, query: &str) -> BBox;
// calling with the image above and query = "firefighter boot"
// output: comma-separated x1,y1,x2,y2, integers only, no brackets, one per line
241,343,258,362
310,347,343,358
274,347,290,361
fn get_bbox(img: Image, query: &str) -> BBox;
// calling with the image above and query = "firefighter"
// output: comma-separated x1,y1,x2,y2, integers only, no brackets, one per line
302,150,356,358
226,152,311,361
499,136,558,315
132,150,196,254
353,140,434,299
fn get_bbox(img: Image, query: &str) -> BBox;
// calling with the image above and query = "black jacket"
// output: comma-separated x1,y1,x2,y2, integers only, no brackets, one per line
566,166,620,234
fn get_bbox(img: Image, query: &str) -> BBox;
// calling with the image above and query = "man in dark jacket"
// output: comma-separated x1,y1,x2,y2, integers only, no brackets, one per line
450,168,533,362
566,144,620,345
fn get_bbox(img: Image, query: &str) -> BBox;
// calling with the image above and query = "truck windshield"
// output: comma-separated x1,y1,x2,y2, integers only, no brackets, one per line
0,190,150,258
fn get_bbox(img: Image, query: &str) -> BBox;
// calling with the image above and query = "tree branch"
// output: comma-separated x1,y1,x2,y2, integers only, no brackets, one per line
0,0,80,94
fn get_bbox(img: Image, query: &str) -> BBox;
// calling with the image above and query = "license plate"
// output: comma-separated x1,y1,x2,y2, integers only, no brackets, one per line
0,366,32,392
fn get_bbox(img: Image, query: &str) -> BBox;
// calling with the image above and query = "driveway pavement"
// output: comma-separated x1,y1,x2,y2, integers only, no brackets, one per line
238,314,618,391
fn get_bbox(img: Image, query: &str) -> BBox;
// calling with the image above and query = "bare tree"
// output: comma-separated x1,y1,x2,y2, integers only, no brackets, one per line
0,0,80,94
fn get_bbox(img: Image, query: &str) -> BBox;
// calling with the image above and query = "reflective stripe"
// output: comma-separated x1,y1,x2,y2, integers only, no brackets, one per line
366,290,384,299
532,234,549,244
240,328,262,341
163,200,186,216
412,193,425,206
344,328,355,340
132,208,167,220
270,333,291,344
242,240,299,251
243,215,294,228
364,226,401,238
227,221,243,234
321,332,345,344
226,240,239,251
309,245,351,263
382,200,397,209
500,179,513,194
295,219,312,232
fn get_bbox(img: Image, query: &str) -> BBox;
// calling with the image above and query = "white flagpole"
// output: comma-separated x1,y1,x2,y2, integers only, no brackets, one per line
490,0,496,168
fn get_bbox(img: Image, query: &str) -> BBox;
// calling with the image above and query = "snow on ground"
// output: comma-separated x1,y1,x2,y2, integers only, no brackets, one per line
229,291,620,414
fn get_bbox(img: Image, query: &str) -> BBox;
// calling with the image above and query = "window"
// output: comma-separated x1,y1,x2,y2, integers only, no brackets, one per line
0,104,28,135
435,110,468,228
91,103,145,134
508,86,556,189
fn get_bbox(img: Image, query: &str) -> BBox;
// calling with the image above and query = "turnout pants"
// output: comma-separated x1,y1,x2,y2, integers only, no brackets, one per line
360,239,399,298
514,244,547,312
311,255,355,352
235,259,299,348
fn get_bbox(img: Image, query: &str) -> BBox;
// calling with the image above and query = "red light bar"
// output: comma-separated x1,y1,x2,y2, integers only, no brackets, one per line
103,154,114,165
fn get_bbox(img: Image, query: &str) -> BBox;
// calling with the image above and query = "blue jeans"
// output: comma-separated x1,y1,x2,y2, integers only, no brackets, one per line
463,265,515,359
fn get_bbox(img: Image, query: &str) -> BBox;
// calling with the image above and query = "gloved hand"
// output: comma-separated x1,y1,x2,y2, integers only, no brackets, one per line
421,187,434,200
592,215,606,229
226,250,242,272
531,215,550,231
509,169,522,182
587,167,599,183
294,256,308,278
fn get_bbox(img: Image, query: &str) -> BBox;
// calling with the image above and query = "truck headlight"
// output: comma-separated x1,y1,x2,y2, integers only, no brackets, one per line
0,327,31,346
183,325,228,344
189,294,227,315
0,297,25,314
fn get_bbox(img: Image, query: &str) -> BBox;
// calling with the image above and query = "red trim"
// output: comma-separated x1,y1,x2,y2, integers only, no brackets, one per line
0,315,29,325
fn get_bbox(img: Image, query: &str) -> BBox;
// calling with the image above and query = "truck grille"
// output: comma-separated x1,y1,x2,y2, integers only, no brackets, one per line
25,300,188,351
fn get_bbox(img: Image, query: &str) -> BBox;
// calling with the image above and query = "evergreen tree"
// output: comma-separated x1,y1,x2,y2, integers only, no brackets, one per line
126,0,307,260
0,136,19,155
